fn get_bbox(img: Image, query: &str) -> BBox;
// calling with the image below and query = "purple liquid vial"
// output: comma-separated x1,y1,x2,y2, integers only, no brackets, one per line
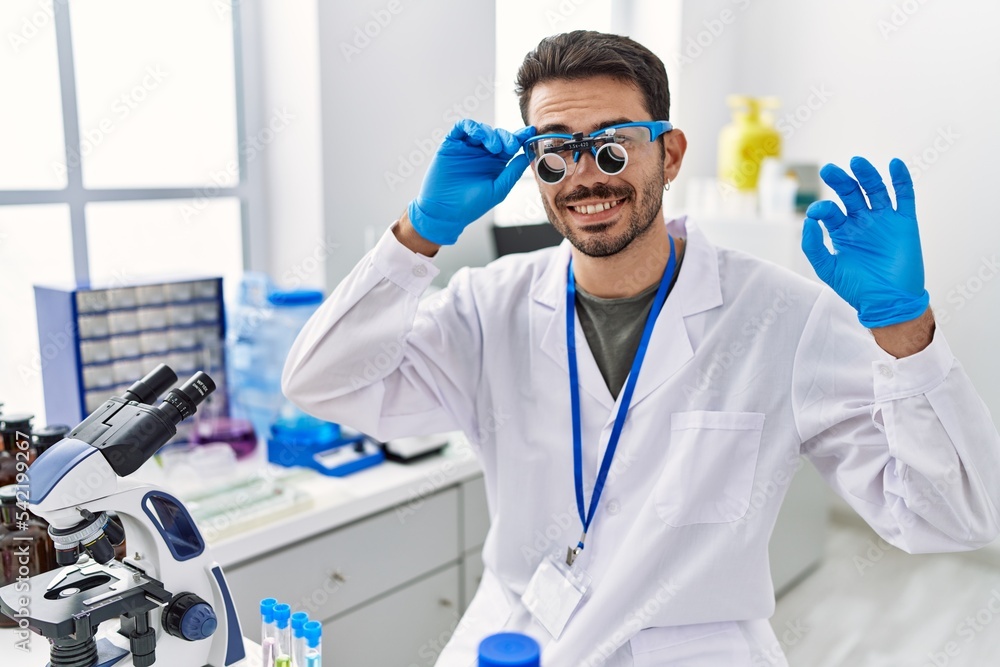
192,416,258,460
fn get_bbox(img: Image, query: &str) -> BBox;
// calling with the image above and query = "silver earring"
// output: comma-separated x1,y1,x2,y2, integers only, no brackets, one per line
663,179,671,192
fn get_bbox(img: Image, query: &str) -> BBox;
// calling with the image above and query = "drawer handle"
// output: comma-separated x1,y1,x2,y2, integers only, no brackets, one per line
438,598,454,608
330,571,347,584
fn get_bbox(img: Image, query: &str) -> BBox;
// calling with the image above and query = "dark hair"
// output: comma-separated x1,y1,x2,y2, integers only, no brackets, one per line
515,31,671,126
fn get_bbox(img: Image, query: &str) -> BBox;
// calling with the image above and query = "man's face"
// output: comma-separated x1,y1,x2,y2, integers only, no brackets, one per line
525,75,679,258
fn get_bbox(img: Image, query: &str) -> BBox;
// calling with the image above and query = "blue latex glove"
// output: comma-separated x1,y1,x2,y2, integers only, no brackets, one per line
408,119,536,245
801,156,930,329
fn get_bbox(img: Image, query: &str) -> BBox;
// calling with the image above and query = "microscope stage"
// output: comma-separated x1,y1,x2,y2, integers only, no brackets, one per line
0,559,171,640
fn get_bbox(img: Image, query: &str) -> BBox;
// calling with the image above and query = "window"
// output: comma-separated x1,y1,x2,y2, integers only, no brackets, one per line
0,0,259,423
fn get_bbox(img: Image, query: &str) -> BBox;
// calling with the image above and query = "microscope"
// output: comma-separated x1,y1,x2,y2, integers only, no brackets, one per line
0,364,246,667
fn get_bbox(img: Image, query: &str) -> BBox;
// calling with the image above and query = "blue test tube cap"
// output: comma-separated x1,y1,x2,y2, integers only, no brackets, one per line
292,612,310,637
273,603,292,629
478,633,540,667
303,620,322,649
260,598,278,623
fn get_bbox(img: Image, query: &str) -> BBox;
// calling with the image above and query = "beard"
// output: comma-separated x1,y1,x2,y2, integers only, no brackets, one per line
542,175,664,258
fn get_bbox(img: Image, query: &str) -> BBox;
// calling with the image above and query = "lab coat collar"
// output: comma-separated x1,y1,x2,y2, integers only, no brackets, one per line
532,216,723,411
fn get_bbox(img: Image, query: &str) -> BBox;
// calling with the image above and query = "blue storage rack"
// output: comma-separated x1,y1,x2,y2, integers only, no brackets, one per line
33,275,227,439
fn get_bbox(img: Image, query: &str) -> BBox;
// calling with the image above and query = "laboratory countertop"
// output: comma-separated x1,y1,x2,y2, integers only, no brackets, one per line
0,630,264,665
207,438,482,569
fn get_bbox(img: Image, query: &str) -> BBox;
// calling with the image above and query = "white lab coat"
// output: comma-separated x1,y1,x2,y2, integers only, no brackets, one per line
281,216,1000,667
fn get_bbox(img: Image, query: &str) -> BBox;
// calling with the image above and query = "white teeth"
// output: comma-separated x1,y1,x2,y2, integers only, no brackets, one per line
572,199,622,214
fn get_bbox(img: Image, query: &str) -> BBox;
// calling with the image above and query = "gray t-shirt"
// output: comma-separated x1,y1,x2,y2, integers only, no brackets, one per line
575,247,685,399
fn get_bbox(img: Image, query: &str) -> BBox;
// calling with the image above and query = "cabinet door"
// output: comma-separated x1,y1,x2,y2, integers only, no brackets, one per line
461,549,485,613
461,475,490,552
325,564,461,667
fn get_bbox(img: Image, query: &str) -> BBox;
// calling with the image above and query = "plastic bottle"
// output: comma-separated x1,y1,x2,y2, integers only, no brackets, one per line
757,158,799,220
303,620,322,667
478,632,541,667
717,95,781,191
226,275,325,440
291,611,309,667
273,602,293,663
260,598,278,667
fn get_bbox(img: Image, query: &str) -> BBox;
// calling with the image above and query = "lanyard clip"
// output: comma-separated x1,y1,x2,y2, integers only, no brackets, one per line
566,533,586,567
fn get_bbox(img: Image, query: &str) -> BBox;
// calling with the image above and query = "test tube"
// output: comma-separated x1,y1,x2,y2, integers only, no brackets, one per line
291,612,310,667
303,620,322,667
260,598,278,667
273,603,293,662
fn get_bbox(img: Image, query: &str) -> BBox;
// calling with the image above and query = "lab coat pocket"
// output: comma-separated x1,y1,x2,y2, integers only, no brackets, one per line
654,411,765,527
629,622,753,667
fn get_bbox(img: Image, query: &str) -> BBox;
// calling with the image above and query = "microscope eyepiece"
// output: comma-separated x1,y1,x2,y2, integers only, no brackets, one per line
67,366,217,476
157,371,216,425
122,364,178,404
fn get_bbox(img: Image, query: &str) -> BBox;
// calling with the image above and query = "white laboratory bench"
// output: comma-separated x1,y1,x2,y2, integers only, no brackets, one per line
207,439,483,569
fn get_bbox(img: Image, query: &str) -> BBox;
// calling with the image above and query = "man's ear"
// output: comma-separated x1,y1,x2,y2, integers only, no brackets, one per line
662,128,688,184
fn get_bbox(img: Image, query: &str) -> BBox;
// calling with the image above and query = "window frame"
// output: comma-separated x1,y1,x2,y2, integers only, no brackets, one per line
0,0,266,283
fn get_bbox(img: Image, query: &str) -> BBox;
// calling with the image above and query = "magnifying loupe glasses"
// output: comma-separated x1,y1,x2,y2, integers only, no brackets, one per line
524,121,673,185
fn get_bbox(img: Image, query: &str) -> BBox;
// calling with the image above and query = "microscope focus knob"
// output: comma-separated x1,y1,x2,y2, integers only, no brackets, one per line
162,592,218,641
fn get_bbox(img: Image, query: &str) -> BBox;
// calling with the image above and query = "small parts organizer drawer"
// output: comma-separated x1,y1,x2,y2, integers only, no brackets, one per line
34,277,227,428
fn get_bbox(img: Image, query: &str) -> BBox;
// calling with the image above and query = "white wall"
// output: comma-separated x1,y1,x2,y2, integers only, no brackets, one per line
315,0,497,287
255,0,497,291
671,0,1000,416
254,0,326,293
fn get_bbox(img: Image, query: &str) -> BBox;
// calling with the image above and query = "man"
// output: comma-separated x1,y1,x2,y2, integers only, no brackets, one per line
282,31,1000,666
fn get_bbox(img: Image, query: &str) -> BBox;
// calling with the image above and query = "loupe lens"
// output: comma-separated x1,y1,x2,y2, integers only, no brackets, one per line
596,143,628,175
537,154,566,184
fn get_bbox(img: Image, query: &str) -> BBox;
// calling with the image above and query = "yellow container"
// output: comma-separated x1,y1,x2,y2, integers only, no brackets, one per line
717,95,781,191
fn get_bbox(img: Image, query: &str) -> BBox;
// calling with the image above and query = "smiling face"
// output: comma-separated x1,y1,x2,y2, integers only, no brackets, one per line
526,75,681,258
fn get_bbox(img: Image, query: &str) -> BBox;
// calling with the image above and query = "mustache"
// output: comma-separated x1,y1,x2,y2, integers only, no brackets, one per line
557,183,633,207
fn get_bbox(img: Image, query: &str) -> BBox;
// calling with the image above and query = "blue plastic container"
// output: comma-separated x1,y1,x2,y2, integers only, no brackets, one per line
478,633,541,667
226,276,324,439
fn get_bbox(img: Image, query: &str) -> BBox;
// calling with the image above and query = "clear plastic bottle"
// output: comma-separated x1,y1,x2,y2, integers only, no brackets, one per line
303,620,322,667
272,603,292,663
260,598,278,667
291,611,309,667
226,274,324,440
478,632,540,667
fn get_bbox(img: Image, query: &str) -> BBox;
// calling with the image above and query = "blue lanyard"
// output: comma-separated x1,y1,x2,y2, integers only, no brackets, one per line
565,237,676,566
